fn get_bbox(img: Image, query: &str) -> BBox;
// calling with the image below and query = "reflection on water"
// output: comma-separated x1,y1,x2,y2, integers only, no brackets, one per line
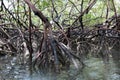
0,55,120,80
83,58,120,80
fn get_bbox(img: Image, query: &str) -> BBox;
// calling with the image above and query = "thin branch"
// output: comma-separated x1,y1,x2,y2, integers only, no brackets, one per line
2,1,27,30
71,0,96,27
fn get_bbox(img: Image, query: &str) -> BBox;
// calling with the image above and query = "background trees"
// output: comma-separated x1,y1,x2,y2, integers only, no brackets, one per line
0,0,120,72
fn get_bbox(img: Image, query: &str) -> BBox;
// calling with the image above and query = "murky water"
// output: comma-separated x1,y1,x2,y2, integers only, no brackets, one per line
0,55,120,80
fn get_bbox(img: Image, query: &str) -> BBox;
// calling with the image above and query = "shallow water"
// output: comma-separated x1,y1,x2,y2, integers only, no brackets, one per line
83,58,120,80
0,55,120,80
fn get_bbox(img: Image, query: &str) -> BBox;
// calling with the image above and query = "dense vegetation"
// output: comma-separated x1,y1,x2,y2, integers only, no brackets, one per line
0,0,120,73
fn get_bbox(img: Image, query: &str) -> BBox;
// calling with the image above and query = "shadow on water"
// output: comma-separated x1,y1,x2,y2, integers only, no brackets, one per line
111,41,120,75
0,54,120,80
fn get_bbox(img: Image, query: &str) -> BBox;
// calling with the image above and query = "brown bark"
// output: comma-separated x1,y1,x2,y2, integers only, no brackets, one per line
24,0,53,41
24,0,51,28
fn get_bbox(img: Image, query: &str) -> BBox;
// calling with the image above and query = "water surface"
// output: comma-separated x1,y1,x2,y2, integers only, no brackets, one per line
0,55,119,80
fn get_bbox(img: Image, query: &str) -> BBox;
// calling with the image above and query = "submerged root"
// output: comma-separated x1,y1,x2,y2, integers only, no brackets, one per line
32,37,84,72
